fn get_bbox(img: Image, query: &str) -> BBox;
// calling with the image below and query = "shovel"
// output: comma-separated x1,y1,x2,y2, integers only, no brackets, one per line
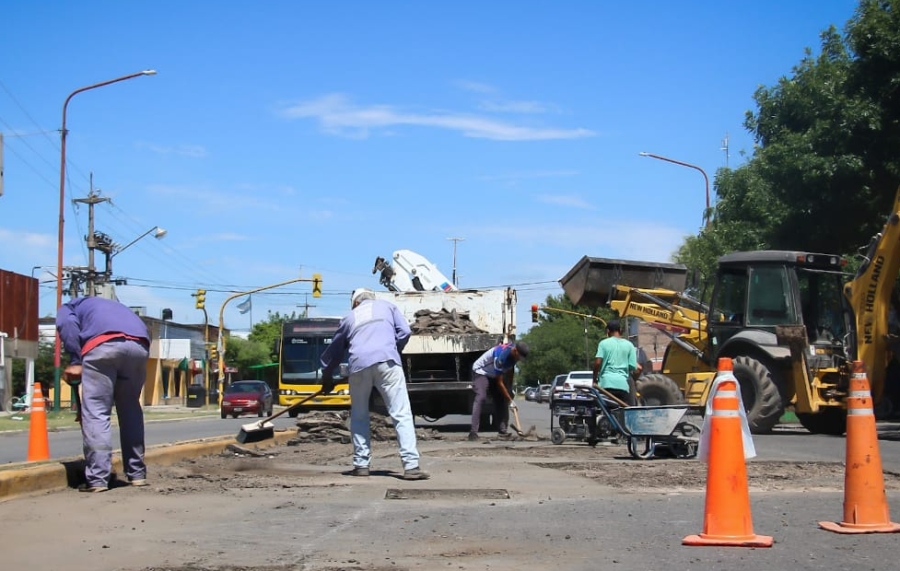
236,389,324,444
509,402,525,436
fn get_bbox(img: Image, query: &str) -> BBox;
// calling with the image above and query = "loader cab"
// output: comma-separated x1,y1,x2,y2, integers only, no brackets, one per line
707,251,848,365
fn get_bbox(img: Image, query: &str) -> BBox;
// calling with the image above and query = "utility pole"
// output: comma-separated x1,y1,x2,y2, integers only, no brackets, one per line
298,293,317,317
72,178,109,296
721,132,730,168
446,237,464,287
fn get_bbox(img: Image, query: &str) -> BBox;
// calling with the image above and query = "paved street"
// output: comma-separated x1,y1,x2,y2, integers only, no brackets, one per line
3,401,900,571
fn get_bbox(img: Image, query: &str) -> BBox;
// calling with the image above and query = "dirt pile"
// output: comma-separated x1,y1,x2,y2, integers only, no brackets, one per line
410,308,486,334
286,411,446,444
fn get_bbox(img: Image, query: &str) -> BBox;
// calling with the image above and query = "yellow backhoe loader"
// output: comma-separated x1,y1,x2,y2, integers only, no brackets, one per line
560,187,900,435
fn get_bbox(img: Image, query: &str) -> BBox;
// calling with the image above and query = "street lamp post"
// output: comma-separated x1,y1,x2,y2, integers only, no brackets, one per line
638,152,710,228
53,70,157,410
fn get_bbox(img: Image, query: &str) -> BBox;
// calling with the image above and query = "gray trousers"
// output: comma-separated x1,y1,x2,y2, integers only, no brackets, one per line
470,373,508,434
80,339,148,487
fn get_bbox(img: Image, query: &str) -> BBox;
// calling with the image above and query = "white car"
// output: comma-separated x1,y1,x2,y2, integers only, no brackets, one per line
562,370,594,391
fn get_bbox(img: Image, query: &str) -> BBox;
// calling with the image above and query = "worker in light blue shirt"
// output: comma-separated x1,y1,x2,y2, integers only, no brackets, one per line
321,288,428,480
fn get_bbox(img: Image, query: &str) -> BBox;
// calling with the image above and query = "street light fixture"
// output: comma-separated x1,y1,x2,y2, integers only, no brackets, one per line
53,69,157,410
638,152,710,228
112,226,167,257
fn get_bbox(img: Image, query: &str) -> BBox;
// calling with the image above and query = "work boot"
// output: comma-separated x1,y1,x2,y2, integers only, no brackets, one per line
402,467,430,480
467,431,479,441
78,484,108,493
349,466,370,477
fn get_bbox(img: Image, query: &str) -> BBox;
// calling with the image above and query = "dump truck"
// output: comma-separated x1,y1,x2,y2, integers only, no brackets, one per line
559,187,900,435
370,250,517,420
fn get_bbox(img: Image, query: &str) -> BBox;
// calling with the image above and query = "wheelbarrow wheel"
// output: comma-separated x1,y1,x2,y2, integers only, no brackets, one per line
627,436,656,459
551,427,567,445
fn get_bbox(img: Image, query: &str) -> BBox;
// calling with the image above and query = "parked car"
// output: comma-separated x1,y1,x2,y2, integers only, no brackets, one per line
562,370,594,391
549,374,569,398
536,383,553,403
221,380,273,419
524,386,538,402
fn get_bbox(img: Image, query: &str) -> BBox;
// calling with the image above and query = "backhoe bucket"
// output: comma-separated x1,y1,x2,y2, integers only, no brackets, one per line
560,256,688,307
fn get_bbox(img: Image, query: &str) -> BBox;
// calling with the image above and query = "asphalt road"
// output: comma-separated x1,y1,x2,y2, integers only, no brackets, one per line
3,400,900,471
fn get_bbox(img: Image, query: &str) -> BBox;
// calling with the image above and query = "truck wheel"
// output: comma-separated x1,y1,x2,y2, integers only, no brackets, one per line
732,356,783,434
635,374,684,406
797,407,847,435
288,408,299,418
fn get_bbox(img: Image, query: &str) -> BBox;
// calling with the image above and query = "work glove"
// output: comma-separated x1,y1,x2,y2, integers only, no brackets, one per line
320,371,335,395
509,401,518,411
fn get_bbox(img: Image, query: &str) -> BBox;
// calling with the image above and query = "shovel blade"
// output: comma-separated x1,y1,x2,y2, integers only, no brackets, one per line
236,420,275,444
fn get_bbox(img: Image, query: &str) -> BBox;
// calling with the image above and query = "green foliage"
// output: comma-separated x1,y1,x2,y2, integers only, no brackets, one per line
516,294,615,385
677,0,900,279
247,310,298,359
224,336,273,379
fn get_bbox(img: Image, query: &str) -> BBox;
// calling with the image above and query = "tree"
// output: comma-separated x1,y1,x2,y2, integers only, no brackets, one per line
248,310,298,360
676,0,900,280
224,336,273,379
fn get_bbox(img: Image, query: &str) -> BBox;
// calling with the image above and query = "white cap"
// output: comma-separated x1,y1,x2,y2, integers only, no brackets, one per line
351,288,375,308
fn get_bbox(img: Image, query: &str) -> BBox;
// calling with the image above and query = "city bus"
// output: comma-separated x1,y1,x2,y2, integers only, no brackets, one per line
276,317,350,416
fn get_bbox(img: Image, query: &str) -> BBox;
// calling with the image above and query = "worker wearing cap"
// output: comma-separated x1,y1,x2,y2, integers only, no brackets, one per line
468,341,529,440
320,288,429,480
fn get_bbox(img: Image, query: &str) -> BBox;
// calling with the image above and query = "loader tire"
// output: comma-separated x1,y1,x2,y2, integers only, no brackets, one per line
732,355,783,434
635,374,684,406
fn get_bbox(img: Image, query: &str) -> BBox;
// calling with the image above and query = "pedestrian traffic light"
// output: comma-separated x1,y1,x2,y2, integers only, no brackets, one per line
312,273,322,298
531,304,539,323
195,289,206,310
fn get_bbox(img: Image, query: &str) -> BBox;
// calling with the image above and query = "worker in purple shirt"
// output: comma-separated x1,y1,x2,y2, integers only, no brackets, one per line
56,296,151,492
468,341,529,440
320,288,429,480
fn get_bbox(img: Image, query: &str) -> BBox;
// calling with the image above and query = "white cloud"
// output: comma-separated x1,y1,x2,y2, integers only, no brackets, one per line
478,100,558,114
536,194,595,210
136,142,208,158
454,80,497,94
280,93,595,141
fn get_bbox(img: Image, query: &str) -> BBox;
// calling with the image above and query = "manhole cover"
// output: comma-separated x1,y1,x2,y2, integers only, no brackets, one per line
385,488,510,500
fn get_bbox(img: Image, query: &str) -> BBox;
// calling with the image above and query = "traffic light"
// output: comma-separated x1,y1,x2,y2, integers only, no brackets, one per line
531,304,539,323
312,273,322,298
195,289,206,310
208,345,217,361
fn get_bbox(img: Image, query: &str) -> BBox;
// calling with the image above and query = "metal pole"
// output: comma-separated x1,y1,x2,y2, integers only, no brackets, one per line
447,237,464,287
53,70,157,410
638,152,710,228
217,277,317,406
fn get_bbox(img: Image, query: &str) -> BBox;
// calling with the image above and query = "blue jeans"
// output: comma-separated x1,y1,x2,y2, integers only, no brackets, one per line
348,361,420,471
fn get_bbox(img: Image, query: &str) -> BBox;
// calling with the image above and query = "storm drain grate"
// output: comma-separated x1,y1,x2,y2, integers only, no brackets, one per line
385,488,510,500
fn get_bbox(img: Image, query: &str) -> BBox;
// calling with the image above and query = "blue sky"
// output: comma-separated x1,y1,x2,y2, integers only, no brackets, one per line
1,0,860,334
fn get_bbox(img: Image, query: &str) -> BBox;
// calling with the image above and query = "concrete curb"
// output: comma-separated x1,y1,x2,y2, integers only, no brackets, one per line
0,429,298,502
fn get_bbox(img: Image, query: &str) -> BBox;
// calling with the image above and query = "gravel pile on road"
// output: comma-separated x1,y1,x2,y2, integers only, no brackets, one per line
410,309,487,334
286,410,446,445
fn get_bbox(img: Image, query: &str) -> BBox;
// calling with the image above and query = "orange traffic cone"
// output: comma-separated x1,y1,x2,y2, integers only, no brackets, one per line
683,358,773,547
26,381,51,462
819,361,900,533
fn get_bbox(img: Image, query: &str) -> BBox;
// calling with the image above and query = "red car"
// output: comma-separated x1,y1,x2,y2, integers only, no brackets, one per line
220,380,274,419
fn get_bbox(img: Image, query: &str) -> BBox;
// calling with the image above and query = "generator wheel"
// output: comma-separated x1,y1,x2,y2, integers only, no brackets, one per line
635,374,684,406
627,436,656,459
551,427,567,445
732,356,783,434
